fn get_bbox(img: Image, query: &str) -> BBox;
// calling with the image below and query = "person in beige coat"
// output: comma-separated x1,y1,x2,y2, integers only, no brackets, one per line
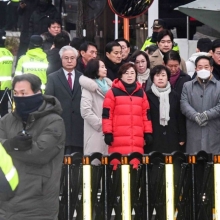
149,29,187,73
79,59,112,164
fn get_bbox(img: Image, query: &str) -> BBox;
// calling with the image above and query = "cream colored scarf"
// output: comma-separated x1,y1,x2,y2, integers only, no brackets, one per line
151,82,171,126
137,68,150,85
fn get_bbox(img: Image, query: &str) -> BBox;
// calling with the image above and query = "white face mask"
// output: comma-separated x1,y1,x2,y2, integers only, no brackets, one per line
197,69,211,80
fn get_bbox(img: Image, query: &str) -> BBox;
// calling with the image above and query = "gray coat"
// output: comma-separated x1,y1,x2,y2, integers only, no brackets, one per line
0,95,65,220
180,76,220,154
79,75,112,159
45,68,84,147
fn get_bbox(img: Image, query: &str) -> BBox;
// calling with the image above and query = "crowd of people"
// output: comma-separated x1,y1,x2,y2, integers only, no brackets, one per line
0,12,220,219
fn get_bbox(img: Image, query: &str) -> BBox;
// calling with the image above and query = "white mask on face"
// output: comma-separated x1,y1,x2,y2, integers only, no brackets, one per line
197,69,211,79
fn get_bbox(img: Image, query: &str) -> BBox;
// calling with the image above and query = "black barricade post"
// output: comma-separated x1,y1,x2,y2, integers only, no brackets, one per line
59,153,83,220
127,152,144,219
171,152,192,220
147,152,166,219
214,155,220,219
89,153,103,220
190,151,214,220
101,155,111,220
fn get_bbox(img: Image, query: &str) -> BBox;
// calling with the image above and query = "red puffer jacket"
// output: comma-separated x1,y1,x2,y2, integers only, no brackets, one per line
102,79,152,159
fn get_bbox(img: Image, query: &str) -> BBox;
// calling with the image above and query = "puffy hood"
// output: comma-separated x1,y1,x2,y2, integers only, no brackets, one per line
188,52,210,64
26,48,47,61
112,78,142,93
79,75,112,92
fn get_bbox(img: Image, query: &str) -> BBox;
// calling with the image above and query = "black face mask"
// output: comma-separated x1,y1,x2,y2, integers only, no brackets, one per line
151,32,158,43
14,93,44,122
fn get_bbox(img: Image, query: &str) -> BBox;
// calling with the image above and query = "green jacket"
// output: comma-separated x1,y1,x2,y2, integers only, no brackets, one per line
15,48,48,90
0,48,13,90
0,144,19,201
141,37,179,52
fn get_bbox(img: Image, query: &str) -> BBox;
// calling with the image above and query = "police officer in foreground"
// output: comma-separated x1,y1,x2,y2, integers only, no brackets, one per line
0,143,19,201
141,19,179,52
15,35,48,91
0,30,13,117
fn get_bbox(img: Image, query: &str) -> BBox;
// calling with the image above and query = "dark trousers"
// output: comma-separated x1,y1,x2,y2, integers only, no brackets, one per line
4,2,19,30
65,146,83,155
0,90,10,117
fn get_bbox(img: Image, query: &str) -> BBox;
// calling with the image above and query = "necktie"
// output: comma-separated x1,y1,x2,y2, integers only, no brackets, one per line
67,72,72,90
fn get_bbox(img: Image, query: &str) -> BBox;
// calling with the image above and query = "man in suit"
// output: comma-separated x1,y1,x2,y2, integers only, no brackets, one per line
45,45,84,154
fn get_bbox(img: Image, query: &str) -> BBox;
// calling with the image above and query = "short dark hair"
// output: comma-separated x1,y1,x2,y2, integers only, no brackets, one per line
197,38,212,52
54,31,70,49
79,41,97,53
163,50,181,64
115,38,130,48
195,55,213,67
212,39,220,52
70,37,85,50
12,74,42,93
157,29,174,43
84,59,101,79
144,44,158,55
150,65,171,82
105,41,121,54
48,19,62,28
129,50,150,69
118,62,137,79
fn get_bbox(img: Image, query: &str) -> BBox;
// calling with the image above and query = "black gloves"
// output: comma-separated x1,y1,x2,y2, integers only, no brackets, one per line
4,133,32,151
144,133,153,146
195,112,208,126
104,133,113,146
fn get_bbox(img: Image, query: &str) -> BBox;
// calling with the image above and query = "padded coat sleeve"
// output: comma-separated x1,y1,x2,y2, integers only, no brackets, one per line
142,92,153,133
102,89,115,134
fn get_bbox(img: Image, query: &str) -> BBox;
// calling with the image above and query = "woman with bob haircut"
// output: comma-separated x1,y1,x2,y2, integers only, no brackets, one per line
102,62,153,169
79,59,112,164
130,50,152,92
146,65,186,153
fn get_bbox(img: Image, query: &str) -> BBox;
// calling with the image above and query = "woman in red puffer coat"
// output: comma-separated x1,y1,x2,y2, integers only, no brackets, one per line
102,62,153,168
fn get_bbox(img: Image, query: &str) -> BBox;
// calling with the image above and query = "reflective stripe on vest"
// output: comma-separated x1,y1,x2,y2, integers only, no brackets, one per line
15,71,22,75
41,84,46,90
0,76,12,81
22,62,48,69
0,145,19,191
5,166,16,182
0,56,13,62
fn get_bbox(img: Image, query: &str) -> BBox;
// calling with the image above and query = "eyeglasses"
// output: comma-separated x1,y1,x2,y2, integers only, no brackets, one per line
62,57,76,61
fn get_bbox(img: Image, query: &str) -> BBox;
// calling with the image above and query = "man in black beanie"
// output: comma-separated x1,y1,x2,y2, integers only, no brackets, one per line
212,39,220,80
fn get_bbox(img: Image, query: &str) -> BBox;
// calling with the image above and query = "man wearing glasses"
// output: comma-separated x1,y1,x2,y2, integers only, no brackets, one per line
45,45,84,155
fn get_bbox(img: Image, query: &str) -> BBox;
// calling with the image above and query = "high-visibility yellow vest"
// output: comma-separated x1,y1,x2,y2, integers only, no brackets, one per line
0,144,19,192
0,48,13,90
141,37,179,52
15,48,48,91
